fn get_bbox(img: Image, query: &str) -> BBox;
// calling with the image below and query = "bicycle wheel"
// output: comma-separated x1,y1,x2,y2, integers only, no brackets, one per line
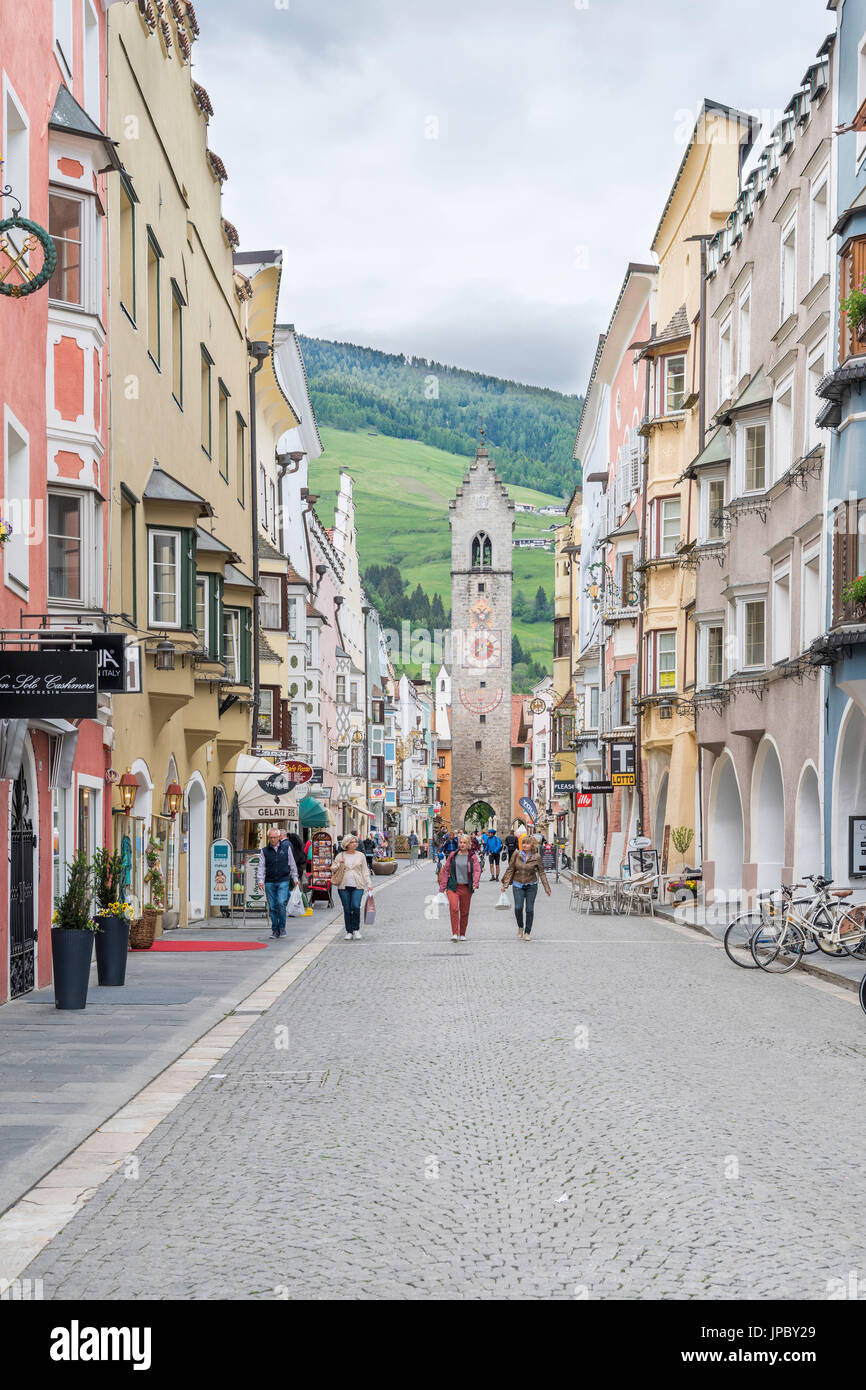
791,900,819,954
724,912,765,968
860,973,866,1016
750,919,805,973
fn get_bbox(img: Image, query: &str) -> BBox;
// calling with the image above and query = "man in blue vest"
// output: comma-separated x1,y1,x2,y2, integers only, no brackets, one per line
256,826,299,938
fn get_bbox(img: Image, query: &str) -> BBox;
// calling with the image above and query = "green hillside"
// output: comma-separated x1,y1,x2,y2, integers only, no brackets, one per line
300,336,583,501
311,428,560,688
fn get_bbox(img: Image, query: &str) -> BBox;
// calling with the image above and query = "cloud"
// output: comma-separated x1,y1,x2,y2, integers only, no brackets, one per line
195,0,831,392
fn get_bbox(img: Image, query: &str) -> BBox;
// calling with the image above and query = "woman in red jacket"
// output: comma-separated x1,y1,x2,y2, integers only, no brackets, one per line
438,832,482,941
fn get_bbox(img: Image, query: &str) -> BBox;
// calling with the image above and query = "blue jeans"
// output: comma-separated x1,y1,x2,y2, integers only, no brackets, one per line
265,879,291,935
512,882,538,934
339,886,364,934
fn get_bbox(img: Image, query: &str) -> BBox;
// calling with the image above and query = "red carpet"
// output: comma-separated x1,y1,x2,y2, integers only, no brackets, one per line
149,940,269,952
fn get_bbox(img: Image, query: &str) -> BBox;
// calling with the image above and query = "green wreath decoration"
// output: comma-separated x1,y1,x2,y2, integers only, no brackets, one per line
0,216,57,298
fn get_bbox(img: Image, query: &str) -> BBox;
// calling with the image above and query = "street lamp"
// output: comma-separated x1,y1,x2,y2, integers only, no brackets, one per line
154,638,176,671
166,782,183,818
119,769,138,813
658,700,673,720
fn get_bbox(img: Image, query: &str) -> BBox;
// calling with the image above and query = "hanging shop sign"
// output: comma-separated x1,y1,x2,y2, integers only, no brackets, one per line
610,741,635,777
0,213,57,297
371,786,385,800
554,779,577,794
308,767,324,784
0,650,98,718
611,773,636,787
529,697,547,715
42,633,127,694
209,839,233,909
575,792,593,808
584,781,614,794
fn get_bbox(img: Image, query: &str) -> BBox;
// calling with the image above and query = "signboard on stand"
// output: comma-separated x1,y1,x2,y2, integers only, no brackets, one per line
209,839,232,909
310,830,333,904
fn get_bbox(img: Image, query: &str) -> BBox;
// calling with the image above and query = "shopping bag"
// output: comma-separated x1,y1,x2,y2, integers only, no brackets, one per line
364,894,376,925
495,890,511,911
435,891,448,906
287,885,304,918
301,888,313,916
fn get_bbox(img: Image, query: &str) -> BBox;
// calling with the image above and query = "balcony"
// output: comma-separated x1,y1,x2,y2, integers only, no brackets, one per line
838,237,866,365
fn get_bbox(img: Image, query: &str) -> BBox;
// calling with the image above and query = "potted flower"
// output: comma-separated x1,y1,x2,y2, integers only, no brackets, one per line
92,847,132,985
841,274,866,344
0,517,12,547
372,856,398,876
133,837,165,948
841,574,866,614
668,877,699,901
51,851,98,1010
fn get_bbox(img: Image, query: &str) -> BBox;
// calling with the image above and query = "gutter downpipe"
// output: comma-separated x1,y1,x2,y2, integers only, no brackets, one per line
247,341,269,750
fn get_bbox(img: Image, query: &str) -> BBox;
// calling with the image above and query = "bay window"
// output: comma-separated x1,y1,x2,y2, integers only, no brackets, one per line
195,576,208,651
743,599,766,669
665,354,686,413
702,624,724,687
743,423,767,493
260,573,281,629
780,214,797,323
655,497,681,556
48,193,83,306
655,631,677,692
258,689,274,740
700,475,726,543
773,379,794,480
47,492,81,600
147,527,195,630
771,563,791,664
222,606,240,682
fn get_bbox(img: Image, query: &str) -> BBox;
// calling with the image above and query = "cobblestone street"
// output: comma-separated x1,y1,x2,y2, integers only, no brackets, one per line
21,866,866,1300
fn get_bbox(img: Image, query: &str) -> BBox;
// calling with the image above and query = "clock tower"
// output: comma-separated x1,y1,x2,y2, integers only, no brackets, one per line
448,439,514,830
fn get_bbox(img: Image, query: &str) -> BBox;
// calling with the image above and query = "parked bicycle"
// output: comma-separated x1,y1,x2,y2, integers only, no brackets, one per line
749,875,866,973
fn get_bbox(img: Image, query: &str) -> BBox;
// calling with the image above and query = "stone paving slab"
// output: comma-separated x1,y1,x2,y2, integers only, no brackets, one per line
0,911,334,1215
12,868,866,1301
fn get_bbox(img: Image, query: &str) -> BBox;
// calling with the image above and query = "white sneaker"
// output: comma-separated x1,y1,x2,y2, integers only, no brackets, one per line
345,931,352,940
451,933,459,941
354,930,362,939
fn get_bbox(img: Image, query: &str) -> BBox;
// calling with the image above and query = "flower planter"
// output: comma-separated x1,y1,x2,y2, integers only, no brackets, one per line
373,861,398,876
94,914,130,985
143,906,164,939
51,928,94,1010
129,913,158,950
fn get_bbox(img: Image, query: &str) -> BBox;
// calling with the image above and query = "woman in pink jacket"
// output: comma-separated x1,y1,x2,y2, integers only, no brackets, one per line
438,832,482,941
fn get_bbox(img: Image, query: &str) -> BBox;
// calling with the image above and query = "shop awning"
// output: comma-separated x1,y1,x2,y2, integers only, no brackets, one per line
233,753,300,822
299,794,329,828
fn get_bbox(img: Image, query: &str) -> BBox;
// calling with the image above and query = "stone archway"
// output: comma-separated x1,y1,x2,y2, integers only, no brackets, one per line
795,764,822,880
751,739,785,891
464,800,496,830
831,700,866,884
709,753,744,899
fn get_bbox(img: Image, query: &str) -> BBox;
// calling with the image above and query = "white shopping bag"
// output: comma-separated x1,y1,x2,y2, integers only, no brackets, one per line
495,891,510,910
435,891,448,905
286,885,304,918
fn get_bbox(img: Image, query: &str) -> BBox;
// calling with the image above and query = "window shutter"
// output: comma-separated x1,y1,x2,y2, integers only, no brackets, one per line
629,661,638,719
631,439,641,492
280,576,289,631
210,575,223,660
181,529,197,631
239,607,252,686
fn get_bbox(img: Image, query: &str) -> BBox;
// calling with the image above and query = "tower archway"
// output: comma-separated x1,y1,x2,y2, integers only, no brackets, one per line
464,800,496,830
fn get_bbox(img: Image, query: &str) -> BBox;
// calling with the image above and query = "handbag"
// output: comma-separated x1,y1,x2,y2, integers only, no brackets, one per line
364,893,376,925
331,857,346,888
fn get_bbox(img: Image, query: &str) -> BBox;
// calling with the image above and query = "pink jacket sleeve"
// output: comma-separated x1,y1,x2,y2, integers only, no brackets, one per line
471,854,482,889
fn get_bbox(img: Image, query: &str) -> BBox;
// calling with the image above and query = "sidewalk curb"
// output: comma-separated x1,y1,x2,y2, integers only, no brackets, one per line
0,868,417,1286
653,905,861,993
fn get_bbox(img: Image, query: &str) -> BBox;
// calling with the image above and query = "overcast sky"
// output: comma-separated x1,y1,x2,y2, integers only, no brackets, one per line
196,0,830,395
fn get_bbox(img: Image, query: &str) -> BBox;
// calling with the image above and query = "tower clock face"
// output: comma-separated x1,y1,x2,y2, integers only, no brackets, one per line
470,635,494,662
470,597,494,629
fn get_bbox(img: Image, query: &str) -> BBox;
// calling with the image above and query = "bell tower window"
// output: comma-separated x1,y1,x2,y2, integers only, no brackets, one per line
471,532,492,569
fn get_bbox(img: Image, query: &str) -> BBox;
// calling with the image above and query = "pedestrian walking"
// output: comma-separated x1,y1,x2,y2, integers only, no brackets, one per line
256,826,300,938
287,831,307,883
438,832,482,941
362,834,376,872
501,834,551,939
503,830,519,862
331,833,373,939
408,830,420,862
485,828,503,880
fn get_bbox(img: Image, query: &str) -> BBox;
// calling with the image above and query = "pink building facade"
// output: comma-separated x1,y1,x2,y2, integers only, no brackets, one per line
0,0,113,1000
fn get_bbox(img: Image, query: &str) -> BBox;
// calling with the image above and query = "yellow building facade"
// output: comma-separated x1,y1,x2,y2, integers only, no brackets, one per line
637,101,755,865
106,4,285,923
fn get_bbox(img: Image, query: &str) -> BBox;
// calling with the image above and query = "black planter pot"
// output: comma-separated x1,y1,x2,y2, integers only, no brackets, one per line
51,927,94,1010
94,914,130,986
